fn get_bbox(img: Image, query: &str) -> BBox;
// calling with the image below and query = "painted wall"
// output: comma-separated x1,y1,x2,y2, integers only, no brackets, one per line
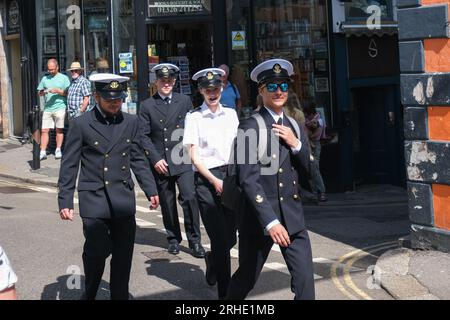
399,0,450,251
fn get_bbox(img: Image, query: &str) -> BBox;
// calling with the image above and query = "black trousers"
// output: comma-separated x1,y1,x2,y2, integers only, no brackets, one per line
157,170,201,245
81,216,136,300
195,167,237,299
226,229,315,300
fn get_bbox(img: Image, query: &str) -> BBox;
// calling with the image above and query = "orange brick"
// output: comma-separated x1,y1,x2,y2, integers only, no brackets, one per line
429,107,450,141
424,39,450,72
433,184,450,231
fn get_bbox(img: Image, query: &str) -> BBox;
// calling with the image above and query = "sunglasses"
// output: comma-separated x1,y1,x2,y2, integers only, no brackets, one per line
265,83,289,93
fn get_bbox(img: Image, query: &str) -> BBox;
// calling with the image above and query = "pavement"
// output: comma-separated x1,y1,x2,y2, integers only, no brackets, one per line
1,137,449,300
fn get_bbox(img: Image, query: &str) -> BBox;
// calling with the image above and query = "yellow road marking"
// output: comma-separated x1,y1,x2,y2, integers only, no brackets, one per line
331,241,398,300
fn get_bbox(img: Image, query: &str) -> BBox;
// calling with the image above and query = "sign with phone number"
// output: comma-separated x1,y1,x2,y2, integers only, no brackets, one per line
147,0,211,17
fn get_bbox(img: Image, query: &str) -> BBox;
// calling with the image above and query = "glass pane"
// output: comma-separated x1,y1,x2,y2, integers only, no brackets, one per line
113,0,137,107
36,0,57,79
84,0,111,76
254,0,331,115
227,0,252,110
345,0,390,19
58,0,83,73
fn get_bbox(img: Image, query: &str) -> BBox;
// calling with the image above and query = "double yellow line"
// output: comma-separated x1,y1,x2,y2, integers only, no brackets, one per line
331,241,399,300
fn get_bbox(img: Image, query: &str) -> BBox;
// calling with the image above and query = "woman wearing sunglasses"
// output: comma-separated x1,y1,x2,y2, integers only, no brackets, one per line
226,59,315,300
183,68,240,300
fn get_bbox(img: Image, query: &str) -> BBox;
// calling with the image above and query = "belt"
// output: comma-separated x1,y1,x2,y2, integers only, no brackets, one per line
210,165,228,172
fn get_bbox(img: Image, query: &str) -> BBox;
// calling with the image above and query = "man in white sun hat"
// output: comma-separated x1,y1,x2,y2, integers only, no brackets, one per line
67,61,92,120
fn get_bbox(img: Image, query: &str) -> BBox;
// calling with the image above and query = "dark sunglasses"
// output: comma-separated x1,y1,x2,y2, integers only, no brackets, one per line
265,83,289,93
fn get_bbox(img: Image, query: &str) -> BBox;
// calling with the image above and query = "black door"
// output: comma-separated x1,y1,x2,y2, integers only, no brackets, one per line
352,85,403,185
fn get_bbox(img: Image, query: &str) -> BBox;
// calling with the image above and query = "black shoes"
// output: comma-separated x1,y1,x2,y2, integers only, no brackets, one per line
168,242,180,255
190,243,206,259
204,251,217,286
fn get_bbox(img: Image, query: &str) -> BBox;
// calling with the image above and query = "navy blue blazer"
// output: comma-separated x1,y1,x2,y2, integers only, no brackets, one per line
58,107,158,219
236,107,311,236
139,92,193,176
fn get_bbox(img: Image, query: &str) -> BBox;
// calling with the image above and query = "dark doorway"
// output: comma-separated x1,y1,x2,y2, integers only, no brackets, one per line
147,22,214,106
352,85,403,186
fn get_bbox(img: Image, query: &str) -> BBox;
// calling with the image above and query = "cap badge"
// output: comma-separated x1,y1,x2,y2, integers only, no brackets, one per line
162,67,169,74
110,81,120,89
273,64,282,74
206,72,214,80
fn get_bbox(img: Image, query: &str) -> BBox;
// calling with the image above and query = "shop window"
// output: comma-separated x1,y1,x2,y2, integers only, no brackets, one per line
36,0,57,79
84,0,110,75
113,0,138,109
345,0,393,20
254,0,331,114
57,0,83,72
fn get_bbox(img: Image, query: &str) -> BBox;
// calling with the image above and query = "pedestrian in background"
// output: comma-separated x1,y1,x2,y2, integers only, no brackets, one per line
0,246,18,300
139,63,205,258
218,64,242,111
183,68,239,300
58,73,159,300
226,59,315,300
67,61,92,120
37,58,71,160
305,103,327,202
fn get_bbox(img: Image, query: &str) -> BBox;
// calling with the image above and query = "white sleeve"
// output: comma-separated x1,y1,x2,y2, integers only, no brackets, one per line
0,247,18,291
183,113,199,146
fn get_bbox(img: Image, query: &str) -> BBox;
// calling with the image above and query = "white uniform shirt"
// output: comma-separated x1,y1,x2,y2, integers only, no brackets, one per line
0,246,18,292
183,103,239,170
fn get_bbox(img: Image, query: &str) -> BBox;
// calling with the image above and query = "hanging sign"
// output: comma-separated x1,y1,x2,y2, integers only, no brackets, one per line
147,0,211,17
119,53,134,74
232,31,246,50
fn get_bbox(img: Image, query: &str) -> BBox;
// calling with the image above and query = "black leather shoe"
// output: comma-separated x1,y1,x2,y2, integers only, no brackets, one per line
190,243,206,259
168,242,180,255
204,251,217,286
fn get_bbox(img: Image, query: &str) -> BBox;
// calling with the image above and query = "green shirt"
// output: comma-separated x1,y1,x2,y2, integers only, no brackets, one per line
37,73,71,112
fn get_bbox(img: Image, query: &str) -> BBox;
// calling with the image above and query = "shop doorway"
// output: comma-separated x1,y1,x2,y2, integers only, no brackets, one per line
352,85,404,186
10,38,23,136
147,22,214,106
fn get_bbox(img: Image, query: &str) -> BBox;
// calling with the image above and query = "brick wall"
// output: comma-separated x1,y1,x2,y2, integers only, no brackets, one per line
399,0,450,252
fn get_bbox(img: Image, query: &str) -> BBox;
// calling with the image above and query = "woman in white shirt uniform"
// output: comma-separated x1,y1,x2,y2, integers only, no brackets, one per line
183,68,239,300
0,246,18,300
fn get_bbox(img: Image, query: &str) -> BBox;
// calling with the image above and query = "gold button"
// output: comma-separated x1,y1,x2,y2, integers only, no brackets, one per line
279,183,284,188
105,154,109,158
280,197,284,202
145,151,150,156
293,181,296,185
279,168,283,174
122,166,126,171
122,152,127,157
127,139,131,143
165,139,168,142
256,195,264,204
94,141,99,146
272,154,277,159
293,194,300,200
165,148,169,151
105,181,110,186
123,180,127,184
177,125,180,128
160,120,163,123
104,168,108,172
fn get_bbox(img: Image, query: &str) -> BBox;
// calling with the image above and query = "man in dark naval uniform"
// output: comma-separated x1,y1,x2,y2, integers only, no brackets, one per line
58,73,160,300
226,59,315,300
139,64,205,258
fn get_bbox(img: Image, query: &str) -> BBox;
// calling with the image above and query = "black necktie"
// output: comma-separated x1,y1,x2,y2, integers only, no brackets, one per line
164,97,170,105
277,118,283,126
